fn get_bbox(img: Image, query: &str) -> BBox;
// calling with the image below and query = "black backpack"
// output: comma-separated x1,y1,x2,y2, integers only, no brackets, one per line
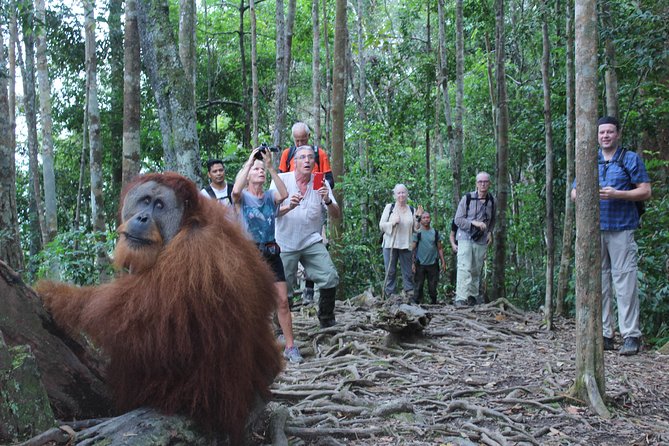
205,183,233,205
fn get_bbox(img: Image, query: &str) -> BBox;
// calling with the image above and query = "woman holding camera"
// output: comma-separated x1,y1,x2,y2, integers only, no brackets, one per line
232,148,303,363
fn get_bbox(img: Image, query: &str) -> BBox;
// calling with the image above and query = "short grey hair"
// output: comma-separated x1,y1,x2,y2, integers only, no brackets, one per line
292,122,311,137
393,183,408,195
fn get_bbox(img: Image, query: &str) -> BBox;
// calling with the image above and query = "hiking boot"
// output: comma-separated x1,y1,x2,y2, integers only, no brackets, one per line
283,346,303,363
603,336,615,351
302,287,315,305
454,299,468,308
619,337,640,356
467,296,477,306
319,318,336,328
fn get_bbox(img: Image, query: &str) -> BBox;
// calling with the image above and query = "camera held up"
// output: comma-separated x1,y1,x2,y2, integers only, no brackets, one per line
254,142,279,160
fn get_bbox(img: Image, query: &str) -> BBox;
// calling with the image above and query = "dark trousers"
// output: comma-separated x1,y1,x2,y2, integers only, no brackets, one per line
414,262,439,303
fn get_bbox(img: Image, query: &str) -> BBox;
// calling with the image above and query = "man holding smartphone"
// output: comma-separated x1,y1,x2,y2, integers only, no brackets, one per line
279,122,335,304
271,146,341,328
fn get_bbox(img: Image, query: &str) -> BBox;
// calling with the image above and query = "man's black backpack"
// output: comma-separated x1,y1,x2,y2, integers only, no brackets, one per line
612,148,646,218
205,183,233,205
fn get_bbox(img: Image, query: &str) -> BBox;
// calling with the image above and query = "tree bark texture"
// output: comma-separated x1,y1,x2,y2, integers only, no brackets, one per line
436,0,452,144
18,5,46,250
123,0,142,188
0,25,23,272
273,0,287,147
84,0,111,276
109,0,125,196
491,0,510,301
323,0,332,150
331,0,347,297
541,0,555,330
312,0,321,144
556,0,576,315
0,260,111,420
600,1,619,118
35,0,57,243
137,0,200,183
573,0,608,417
453,0,465,206
236,0,251,149
250,0,259,147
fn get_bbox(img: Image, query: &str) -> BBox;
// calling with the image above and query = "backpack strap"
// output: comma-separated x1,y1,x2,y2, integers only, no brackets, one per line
226,183,233,204
205,185,216,199
286,146,298,167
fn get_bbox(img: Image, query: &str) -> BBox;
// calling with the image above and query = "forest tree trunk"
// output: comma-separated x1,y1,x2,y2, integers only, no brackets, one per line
600,1,619,118
491,0,510,300
454,0,464,206
84,0,111,277
541,0,555,329
331,0,347,297
556,0,576,315
0,25,23,272
108,0,124,198
312,0,321,144
137,0,200,183
250,0,259,147
35,0,57,243
123,0,141,188
18,4,46,251
572,0,609,417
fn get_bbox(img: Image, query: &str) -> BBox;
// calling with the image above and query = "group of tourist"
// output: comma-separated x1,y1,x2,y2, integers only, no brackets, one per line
202,122,338,364
380,116,650,356
204,116,650,362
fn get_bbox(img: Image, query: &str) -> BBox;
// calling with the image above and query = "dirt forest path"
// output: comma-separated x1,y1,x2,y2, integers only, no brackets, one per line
270,295,669,446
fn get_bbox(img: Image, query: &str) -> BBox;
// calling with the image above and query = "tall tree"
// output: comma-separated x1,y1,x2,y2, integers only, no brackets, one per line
137,0,200,182
436,0,453,154
312,0,321,144
18,1,46,250
353,0,369,235
572,0,609,417
250,0,259,147
35,0,57,243
600,1,618,117
234,0,251,149
109,0,124,194
123,0,141,187
453,0,464,206
272,0,296,148
330,0,346,295
557,0,576,315
541,0,555,329
0,20,23,272
322,0,332,150
84,0,111,276
179,0,196,97
491,0,510,300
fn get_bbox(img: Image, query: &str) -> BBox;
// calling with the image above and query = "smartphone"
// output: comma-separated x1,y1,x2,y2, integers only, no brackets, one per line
313,172,324,190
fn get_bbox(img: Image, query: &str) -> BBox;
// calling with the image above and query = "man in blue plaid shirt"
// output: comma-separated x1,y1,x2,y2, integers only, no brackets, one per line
571,116,651,355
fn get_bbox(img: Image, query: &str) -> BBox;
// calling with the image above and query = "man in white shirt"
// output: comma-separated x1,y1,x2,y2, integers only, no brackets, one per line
271,146,340,328
200,159,233,207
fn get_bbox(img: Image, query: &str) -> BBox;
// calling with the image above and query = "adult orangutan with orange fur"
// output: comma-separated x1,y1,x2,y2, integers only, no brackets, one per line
36,172,283,442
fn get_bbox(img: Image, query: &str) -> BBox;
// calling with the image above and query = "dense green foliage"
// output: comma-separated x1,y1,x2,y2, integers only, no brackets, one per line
11,0,668,341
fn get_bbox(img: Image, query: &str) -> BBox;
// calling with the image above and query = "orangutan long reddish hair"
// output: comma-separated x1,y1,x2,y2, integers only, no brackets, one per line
36,172,283,442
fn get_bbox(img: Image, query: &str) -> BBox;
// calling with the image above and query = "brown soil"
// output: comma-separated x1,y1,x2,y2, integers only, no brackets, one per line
271,295,669,446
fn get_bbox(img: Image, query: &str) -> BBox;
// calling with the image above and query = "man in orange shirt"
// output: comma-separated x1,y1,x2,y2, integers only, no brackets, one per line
279,122,334,189
278,122,335,305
